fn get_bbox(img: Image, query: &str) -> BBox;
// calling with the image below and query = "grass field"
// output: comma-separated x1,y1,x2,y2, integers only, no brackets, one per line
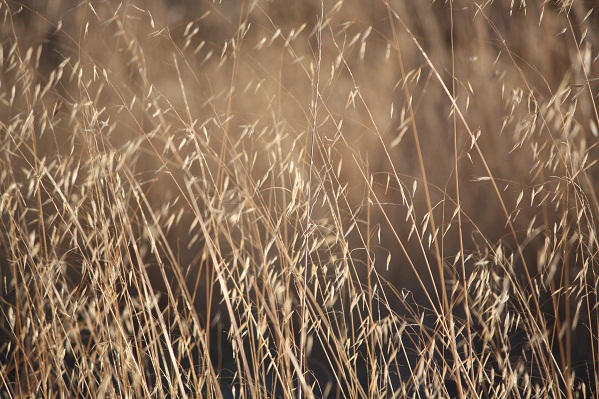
1,0,598,398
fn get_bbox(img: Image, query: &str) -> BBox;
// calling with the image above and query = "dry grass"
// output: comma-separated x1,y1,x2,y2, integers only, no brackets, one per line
1,0,598,398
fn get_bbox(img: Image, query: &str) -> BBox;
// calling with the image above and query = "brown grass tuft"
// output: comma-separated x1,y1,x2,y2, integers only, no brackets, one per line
1,1,598,398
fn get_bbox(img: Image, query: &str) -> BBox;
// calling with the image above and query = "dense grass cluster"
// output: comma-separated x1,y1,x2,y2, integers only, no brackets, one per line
1,0,598,398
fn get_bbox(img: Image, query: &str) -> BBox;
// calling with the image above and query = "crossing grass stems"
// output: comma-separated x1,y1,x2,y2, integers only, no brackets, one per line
0,1,598,398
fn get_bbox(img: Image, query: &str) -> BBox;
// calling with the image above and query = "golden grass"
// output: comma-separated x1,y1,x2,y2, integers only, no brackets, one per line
1,0,598,398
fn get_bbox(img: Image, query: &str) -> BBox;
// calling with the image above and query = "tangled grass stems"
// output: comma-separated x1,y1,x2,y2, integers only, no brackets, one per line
1,0,598,398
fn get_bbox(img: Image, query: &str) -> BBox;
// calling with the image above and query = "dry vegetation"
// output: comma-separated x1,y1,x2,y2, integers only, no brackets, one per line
1,0,598,398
